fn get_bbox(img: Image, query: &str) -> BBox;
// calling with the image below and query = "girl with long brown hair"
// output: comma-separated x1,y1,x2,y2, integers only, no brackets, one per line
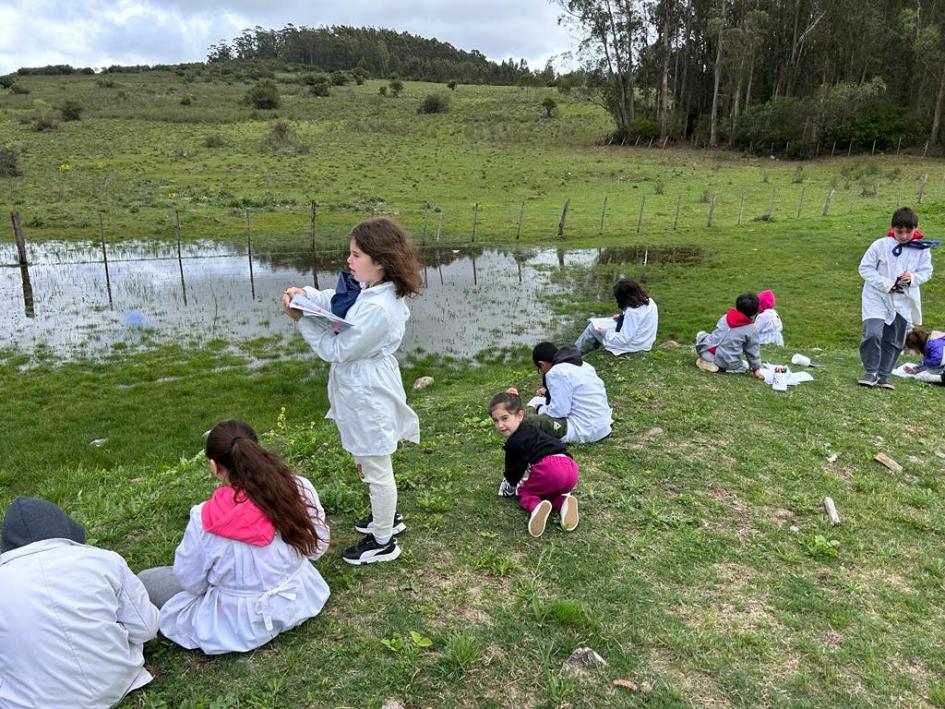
283,218,422,565
138,420,330,654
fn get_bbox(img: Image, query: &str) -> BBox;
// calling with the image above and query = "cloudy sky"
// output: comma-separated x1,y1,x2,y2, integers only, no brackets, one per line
0,0,580,75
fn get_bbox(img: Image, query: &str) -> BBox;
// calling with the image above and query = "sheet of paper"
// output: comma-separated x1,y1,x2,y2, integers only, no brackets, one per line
588,317,617,332
289,295,354,332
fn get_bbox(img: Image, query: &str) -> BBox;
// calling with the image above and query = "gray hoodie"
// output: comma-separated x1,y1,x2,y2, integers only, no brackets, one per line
1,496,86,553
696,309,761,373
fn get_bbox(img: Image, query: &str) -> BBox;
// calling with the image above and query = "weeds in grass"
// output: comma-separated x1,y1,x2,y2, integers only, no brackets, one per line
441,633,483,676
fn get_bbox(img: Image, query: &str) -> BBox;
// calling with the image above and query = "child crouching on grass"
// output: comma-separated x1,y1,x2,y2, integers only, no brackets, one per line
695,292,765,379
903,327,945,383
490,388,579,538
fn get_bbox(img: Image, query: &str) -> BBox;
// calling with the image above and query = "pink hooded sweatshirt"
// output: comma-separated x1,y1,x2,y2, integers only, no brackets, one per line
757,290,776,314
201,487,275,546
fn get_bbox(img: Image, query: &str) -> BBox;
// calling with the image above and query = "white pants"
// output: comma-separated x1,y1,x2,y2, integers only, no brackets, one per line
356,454,397,540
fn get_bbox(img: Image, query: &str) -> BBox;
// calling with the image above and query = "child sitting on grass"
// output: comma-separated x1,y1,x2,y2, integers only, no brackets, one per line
575,277,658,355
903,327,945,382
695,292,765,379
753,290,784,346
490,388,580,538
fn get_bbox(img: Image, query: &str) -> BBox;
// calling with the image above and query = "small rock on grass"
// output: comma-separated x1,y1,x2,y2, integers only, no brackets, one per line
936,450,945,460
660,340,682,348
613,679,652,693
789,525,800,534
873,452,902,473
643,427,664,439
826,453,838,463
412,376,434,389
381,700,406,709
89,438,107,448
564,647,607,671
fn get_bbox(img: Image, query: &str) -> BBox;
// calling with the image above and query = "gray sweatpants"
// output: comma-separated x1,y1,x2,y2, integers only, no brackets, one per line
138,566,183,609
860,315,908,378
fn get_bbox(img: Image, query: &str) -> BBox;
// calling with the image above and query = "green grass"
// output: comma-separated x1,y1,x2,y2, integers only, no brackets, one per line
3,71,945,706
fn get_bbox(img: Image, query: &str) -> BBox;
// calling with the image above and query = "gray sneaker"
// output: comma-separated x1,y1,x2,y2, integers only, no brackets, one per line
877,377,895,390
857,373,879,387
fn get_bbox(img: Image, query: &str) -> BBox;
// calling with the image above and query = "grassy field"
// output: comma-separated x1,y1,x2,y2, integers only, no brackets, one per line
2,71,944,253
3,72,945,707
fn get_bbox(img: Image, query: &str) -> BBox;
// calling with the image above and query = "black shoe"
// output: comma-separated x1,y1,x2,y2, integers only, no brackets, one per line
342,534,401,566
354,511,406,536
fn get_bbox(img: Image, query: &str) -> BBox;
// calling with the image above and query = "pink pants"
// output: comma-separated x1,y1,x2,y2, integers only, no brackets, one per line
518,454,579,513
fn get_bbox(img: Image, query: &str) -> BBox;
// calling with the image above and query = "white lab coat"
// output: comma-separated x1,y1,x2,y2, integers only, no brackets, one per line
859,236,933,325
0,539,159,709
601,300,659,355
541,362,613,443
754,309,784,346
158,477,330,655
297,281,420,456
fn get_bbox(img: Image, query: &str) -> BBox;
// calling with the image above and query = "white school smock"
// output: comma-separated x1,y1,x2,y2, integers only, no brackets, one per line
859,236,933,325
0,539,159,709
158,477,330,655
541,362,613,443
754,309,784,346
601,299,658,355
297,281,420,456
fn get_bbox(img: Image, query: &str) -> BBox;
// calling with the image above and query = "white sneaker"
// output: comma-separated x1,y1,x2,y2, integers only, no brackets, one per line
560,494,579,532
528,500,552,537
696,356,719,373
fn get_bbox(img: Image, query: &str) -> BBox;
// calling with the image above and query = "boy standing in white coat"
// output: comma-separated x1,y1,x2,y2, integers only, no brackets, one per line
0,496,159,708
858,207,935,389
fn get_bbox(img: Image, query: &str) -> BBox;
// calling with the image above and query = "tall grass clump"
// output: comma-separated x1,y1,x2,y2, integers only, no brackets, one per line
0,146,21,177
59,100,83,121
262,119,307,154
246,80,280,109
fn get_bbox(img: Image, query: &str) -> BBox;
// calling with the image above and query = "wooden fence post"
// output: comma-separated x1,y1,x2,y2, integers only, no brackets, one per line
309,201,317,251
737,193,746,225
421,203,429,240
636,196,645,233
706,192,717,227
796,186,806,218
436,209,444,241
557,199,569,239
471,202,479,242
245,209,255,299
515,201,525,240
175,209,183,260
831,140,836,157
673,194,682,231
848,140,853,156
99,212,113,308
918,174,929,203
871,139,876,156
897,137,902,155
599,195,608,234
822,188,834,216
767,189,777,219
924,141,930,157
10,211,27,265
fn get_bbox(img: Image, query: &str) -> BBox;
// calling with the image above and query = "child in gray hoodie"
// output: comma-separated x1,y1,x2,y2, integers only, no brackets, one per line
695,292,765,378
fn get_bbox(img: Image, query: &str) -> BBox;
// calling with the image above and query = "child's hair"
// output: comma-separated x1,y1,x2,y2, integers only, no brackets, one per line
489,387,523,415
891,207,919,229
613,278,650,309
349,218,422,297
905,327,929,354
735,292,760,318
205,420,320,557
532,341,558,367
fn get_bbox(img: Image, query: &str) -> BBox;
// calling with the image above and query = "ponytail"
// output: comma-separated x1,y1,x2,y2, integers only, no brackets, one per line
205,420,321,556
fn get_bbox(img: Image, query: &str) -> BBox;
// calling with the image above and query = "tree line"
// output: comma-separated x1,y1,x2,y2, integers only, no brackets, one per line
207,25,533,86
556,0,945,155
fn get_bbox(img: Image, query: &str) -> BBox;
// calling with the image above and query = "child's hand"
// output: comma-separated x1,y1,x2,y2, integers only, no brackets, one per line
536,386,547,396
753,369,765,381
595,327,606,334
904,365,914,374
612,313,620,320
281,293,302,321
899,272,913,285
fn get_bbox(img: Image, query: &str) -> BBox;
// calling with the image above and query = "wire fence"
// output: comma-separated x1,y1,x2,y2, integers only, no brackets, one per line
5,172,944,268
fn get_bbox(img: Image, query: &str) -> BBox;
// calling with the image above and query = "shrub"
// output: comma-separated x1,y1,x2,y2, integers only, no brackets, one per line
418,93,450,114
32,116,58,131
180,95,194,106
0,75,14,89
0,146,21,177
352,67,368,85
59,100,83,121
246,80,280,109
330,70,351,86
203,133,225,148
389,79,403,97
378,86,388,96
447,80,457,91
541,96,557,118
263,119,307,154
96,79,116,88
10,83,30,95
308,75,331,97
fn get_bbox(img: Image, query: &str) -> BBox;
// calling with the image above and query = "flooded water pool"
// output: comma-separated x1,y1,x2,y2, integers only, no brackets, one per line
0,240,645,361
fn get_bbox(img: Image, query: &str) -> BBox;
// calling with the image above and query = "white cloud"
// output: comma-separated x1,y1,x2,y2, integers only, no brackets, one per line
0,0,577,74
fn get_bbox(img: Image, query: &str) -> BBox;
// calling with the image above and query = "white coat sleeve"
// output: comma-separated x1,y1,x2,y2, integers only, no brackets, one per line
858,242,895,292
172,510,212,596
116,560,160,644
540,369,574,419
911,250,933,287
301,286,336,310
297,477,330,561
297,302,390,363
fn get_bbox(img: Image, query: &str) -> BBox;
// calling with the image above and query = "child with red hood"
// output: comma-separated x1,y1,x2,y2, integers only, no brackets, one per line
138,420,330,654
695,292,765,377
713,290,783,346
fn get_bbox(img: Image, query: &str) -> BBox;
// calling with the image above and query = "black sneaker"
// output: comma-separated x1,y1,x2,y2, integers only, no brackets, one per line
877,377,896,390
857,372,879,387
354,511,406,536
342,534,401,566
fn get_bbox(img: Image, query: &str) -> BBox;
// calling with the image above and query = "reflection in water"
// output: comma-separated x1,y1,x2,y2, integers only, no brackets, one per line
0,241,696,361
